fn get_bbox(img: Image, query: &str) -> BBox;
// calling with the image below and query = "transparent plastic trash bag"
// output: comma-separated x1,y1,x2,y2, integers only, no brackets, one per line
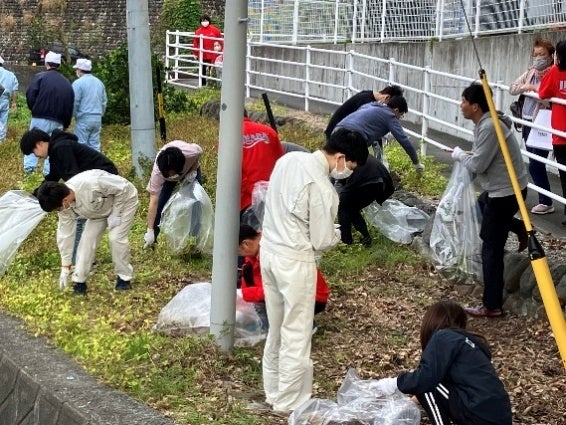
152,282,267,347
0,190,47,277
160,181,214,254
240,180,269,231
289,368,420,425
430,162,482,284
364,199,430,244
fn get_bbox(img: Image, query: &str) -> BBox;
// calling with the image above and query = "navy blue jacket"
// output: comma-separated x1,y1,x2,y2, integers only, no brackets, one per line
397,328,512,425
45,130,117,182
325,90,375,138
26,69,74,128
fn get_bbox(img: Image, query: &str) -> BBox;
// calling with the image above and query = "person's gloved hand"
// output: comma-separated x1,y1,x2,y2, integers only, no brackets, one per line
143,229,155,249
59,267,71,290
181,170,198,186
373,377,398,396
334,224,341,241
413,163,425,175
451,146,468,162
107,214,121,229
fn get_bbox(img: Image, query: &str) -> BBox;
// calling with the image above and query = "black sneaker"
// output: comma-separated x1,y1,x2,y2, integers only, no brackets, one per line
73,282,87,295
360,235,372,247
115,277,132,291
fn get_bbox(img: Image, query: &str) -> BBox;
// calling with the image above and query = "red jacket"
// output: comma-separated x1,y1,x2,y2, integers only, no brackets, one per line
240,256,329,304
240,118,284,210
193,25,222,62
539,65,566,146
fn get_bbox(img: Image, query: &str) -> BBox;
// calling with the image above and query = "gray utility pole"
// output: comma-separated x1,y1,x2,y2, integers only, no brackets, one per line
210,0,248,352
126,0,156,177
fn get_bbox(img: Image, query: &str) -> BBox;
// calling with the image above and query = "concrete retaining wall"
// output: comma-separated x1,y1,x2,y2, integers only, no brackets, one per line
0,315,173,425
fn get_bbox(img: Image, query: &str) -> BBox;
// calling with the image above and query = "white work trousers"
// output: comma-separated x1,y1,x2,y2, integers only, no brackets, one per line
72,196,138,283
261,249,316,412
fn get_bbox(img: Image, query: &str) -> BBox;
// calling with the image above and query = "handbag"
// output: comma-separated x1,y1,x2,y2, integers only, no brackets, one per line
509,94,525,132
526,109,553,151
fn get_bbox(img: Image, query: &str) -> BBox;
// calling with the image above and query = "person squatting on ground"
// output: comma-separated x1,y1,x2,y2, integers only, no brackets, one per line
192,14,222,86
238,224,329,332
451,83,528,318
20,128,118,264
324,85,404,139
36,169,138,295
25,51,74,175
539,40,566,226
332,95,425,173
374,300,512,425
259,128,368,413
72,58,108,151
0,55,19,142
337,155,395,246
144,141,203,248
509,38,555,215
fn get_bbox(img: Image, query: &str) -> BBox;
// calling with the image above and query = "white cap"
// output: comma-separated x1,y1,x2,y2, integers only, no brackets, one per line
0,56,4,65
44,51,62,64
73,58,92,72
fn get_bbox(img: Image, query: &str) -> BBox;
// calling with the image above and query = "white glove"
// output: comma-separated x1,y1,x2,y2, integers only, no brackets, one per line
413,163,425,175
181,170,198,186
143,229,155,248
334,224,341,241
59,267,71,290
374,377,398,396
107,214,121,229
451,146,468,162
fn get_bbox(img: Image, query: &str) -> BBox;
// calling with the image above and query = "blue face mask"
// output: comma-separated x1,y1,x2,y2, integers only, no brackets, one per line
533,57,549,71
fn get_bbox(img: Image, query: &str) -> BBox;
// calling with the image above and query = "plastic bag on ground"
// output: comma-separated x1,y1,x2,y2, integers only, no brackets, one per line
0,191,47,277
289,368,420,425
160,181,214,254
363,199,430,244
152,282,267,347
429,162,482,284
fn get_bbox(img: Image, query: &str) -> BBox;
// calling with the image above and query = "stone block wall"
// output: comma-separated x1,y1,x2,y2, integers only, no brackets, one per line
0,0,165,63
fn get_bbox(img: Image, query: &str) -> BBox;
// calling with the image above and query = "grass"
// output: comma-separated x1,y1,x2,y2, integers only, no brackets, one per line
0,91,449,424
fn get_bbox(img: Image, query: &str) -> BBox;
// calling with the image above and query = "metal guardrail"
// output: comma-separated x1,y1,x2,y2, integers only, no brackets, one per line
246,0,566,44
165,30,566,209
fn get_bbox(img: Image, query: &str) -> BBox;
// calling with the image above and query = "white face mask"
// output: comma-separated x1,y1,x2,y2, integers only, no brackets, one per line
201,21,209,27
166,174,181,181
214,46,221,51
330,156,353,180
533,57,549,70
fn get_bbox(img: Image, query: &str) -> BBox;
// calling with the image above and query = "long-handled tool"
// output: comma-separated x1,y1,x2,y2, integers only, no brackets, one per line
156,63,167,142
458,0,566,371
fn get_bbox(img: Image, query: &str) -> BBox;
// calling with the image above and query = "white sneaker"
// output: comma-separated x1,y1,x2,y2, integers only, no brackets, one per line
531,204,555,215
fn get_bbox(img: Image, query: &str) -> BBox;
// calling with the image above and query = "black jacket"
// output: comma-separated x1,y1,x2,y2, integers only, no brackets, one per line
45,130,118,182
397,328,512,425
26,69,74,128
325,90,375,138
341,156,394,205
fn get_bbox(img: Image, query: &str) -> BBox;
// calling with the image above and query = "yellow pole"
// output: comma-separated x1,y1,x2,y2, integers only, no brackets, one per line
479,71,566,371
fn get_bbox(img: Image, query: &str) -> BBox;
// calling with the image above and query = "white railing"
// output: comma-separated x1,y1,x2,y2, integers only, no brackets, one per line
165,31,566,209
247,0,566,43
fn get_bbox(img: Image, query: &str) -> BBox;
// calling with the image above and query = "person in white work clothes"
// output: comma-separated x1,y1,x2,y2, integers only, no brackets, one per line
36,169,138,295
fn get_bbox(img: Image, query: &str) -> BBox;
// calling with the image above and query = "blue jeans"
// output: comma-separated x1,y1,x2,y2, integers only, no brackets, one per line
0,98,9,141
523,125,552,205
24,118,62,174
73,115,102,151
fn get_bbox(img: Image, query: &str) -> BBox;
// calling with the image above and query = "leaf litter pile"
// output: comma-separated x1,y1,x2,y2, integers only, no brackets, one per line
245,246,565,425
